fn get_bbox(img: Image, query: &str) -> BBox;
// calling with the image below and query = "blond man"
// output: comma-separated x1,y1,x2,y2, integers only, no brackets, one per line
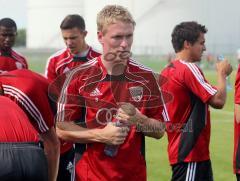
55,5,167,180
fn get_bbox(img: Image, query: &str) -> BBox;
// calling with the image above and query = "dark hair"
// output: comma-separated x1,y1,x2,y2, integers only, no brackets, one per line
171,21,207,53
60,14,85,31
0,18,17,30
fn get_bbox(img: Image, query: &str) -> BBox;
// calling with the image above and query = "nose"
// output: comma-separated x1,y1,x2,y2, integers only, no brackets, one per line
65,39,73,47
120,38,128,48
4,36,11,42
203,45,206,51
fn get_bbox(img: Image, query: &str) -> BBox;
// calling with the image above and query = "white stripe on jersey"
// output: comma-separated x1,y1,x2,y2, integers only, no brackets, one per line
44,48,67,77
57,59,98,122
128,59,170,122
129,59,152,72
2,85,49,132
180,60,217,95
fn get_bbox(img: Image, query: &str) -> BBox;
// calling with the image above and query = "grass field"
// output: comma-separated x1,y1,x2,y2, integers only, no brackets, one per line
24,50,237,181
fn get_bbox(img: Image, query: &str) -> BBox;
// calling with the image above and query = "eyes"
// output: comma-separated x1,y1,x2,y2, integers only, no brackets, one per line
63,36,78,41
112,34,133,40
0,33,17,38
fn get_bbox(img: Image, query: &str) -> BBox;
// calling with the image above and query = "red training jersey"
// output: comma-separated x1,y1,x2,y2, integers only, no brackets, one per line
0,49,28,73
45,46,100,154
0,96,39,142
0,69,55,133
56,56,168,181
45,46,101,82
161,60,217,165
234,64,240,174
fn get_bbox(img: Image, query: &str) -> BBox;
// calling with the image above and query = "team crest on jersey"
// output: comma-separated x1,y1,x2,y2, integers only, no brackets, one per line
129,86,143,102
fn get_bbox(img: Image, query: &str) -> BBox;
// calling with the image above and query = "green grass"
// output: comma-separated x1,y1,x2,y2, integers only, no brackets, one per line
24,51,237,181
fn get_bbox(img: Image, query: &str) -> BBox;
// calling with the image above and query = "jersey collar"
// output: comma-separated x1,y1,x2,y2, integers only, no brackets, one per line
97,56,130,79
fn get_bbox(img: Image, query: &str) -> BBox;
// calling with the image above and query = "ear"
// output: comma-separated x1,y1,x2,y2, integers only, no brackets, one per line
82,30,88,37
183,40,191,49
97,31,104,45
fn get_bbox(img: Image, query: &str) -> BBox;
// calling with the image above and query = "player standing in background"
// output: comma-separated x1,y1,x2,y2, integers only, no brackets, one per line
45,14,100,181
0,69,60,181
0,96,49,181
234,64,240,181
161,21,232,181
45,14,101,82
55,5,167,181
0,18,28,73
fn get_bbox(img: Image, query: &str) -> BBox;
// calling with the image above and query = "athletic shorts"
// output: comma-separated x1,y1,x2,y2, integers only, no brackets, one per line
171,160,213,181
236,173,240,181
57,147,75,181
0,142,48,181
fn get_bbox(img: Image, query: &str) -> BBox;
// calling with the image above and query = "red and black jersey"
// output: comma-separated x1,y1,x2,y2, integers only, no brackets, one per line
0,49,28,73
0,96,39,142
56,56,168,180
0,69,55,133
161,60,217,165
45,46,101,82
234,64,240,174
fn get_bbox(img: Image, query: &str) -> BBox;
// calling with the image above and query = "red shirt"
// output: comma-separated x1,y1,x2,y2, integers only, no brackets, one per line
0,96,39,142
45,46,101,81
161,60,217,165
0,49,28,73
45,46,100,154
0,69,54,133
234,64,240,174
56,56,167,181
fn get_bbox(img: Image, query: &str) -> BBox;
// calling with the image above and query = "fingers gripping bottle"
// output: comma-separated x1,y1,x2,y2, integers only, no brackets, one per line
104,121,123,157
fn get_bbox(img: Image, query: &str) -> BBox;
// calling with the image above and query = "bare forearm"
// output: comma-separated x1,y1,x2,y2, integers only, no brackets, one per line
235,104,240,123
135,114,165,139
208,73,227,109
56,125,106,143
216,73,227,103
45,145,60,181
41,128,60,181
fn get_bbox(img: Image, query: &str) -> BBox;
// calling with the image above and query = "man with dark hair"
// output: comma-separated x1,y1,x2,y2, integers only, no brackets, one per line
45,14,100,181
0,18,28,73
161,21,232,180
45,14,101,82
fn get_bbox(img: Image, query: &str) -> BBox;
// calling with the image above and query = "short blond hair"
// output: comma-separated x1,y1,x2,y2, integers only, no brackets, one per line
97,5,136,34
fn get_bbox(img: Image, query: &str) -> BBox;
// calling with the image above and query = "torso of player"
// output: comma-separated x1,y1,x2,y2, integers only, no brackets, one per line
0,96,39,142
161,60,214,164
63,57,163,163
46,47,101,81
0,49,28,73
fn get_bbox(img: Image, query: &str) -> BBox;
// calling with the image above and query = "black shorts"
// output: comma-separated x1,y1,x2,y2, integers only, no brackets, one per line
57,147,75,181
171,160,213,181
236,173,240,181
0,142,48,181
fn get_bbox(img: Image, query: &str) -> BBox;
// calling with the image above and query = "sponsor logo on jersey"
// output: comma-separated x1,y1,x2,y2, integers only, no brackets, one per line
90,87,102,97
